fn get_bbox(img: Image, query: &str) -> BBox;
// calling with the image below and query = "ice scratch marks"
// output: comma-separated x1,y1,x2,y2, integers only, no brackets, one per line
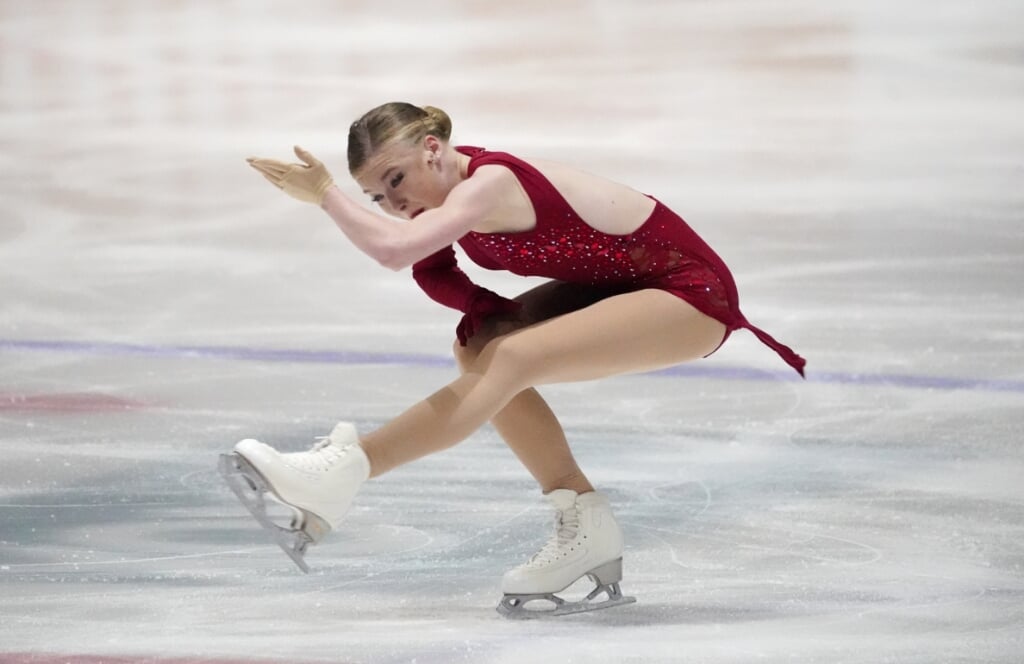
634,521,882,571
635,477,882,570
445,503,535,552
754,525,883,568
0,548,265,570
649,478,713,519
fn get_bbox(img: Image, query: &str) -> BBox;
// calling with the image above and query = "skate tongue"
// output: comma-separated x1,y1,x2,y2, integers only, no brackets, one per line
544,489,580,543
528,489,581,566
327,421,359,446
544,489,578,511
308,422,360,460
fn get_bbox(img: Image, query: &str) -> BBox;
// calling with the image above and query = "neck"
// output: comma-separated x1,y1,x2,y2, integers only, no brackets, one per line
455,150,471,182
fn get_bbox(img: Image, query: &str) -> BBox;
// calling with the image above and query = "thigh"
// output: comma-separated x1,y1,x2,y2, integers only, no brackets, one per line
477,288,727,385
463,281,622,355
514,280,624,325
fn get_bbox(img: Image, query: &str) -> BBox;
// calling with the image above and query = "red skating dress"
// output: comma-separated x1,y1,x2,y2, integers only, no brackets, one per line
412,146,805,376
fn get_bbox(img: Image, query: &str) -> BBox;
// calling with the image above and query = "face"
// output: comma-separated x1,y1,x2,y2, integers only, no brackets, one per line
354,137,449,220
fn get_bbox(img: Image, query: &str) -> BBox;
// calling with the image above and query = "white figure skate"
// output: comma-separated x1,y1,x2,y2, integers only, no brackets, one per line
498,489,636,618
218,421,369,572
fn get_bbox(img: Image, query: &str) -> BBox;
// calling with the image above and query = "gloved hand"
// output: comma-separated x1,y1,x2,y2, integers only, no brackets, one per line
247,146,335,204
456,292,523,346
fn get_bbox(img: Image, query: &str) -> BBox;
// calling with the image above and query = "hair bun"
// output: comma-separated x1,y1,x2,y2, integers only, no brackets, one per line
421,106,453,141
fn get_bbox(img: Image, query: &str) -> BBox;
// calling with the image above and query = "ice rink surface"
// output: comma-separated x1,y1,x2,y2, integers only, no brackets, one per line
1,1,1022,662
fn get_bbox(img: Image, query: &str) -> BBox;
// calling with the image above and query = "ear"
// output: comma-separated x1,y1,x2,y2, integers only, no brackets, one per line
423,135,443,163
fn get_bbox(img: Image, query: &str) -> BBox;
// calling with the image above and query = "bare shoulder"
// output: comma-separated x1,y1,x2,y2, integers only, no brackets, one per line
454,163,537,234
525,157,656,235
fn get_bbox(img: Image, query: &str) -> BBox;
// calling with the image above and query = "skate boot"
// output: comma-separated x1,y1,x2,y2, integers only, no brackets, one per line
497,489,636,618
218,421,370,572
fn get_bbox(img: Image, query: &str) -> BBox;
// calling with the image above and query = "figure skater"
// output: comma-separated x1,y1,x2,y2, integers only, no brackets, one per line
221,102,805,617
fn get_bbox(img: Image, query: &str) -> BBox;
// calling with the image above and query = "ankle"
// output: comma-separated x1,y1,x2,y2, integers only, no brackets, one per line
358,441,384,479
541,470,594,496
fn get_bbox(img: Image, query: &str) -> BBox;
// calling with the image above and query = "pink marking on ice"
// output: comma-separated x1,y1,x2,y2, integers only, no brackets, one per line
0,655,307,664
0,392,148,413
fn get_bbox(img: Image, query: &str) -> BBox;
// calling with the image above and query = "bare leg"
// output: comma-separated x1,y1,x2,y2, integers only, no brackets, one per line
456,360,593,495
449,282,610,494
363,281,603,491
358,289,726,482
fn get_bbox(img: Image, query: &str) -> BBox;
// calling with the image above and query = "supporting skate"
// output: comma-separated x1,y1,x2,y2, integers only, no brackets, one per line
218,452,328,573
497,557,636,618
218,422,369,572
497,489,636,619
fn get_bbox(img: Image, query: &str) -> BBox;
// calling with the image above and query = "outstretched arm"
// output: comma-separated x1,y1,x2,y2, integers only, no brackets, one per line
247,147,503,271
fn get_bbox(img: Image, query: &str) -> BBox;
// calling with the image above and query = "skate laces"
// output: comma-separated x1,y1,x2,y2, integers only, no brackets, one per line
283,436,348,472
528,506,581,567
311,436,334,452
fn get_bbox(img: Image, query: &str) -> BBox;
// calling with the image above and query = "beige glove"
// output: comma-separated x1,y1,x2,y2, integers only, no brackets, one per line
247,146,334,204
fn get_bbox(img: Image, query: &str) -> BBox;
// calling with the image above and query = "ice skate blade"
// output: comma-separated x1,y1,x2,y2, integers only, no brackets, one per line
218,453,331,573
497,581,636,619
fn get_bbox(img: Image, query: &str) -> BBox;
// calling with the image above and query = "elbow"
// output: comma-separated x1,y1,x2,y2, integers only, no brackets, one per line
377,254,410,271
373,244,415,271
367,226,434,271
358,226,414,271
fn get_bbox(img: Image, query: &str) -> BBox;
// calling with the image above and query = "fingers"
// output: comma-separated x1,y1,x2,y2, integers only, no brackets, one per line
294,145,321,167
246,149,321,172
259,164,289,178
245,157,287,189
246,150,326,201
247,158,290,176
259,171,284,190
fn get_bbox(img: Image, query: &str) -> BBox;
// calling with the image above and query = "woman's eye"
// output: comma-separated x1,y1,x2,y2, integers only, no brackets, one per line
390,173,404,188
371,194,384,204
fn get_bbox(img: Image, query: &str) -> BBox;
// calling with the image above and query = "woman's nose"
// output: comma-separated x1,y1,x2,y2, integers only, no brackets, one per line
385,191,410,217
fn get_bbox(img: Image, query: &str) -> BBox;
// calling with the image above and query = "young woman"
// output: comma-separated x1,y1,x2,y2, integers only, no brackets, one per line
226,102,805,617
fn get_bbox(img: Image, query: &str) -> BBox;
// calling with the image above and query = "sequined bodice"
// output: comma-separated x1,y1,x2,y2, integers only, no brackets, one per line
455,147,734,312
465,202,711,286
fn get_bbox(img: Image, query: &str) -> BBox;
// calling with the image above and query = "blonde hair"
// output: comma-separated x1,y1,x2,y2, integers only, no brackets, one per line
347,102,452,175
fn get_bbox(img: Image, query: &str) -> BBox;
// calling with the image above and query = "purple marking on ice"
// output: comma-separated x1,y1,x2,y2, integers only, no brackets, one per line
649,364,1024,392
1,338,1022,393
0,338,451,368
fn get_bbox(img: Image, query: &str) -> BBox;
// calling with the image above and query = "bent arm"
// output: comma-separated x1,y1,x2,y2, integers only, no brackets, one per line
412,244,523,345
317,191,407,269
412,245,491,311
319,167,508,271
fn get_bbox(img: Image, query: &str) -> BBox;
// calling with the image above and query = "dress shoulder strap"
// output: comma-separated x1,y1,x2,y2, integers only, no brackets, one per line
456,146,577,221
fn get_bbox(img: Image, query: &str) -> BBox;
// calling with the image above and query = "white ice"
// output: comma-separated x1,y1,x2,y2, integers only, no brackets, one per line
1,1,1022,663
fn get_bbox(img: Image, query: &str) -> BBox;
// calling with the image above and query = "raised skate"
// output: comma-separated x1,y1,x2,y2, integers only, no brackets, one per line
497,489,636,618
218,421,369,572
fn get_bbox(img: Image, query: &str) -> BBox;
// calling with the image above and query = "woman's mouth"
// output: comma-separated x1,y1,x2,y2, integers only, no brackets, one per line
410,208,426,219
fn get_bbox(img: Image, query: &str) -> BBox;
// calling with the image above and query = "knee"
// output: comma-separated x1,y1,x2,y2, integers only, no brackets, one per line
470,334,541,388
452,327,500,373
452,338,476,373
